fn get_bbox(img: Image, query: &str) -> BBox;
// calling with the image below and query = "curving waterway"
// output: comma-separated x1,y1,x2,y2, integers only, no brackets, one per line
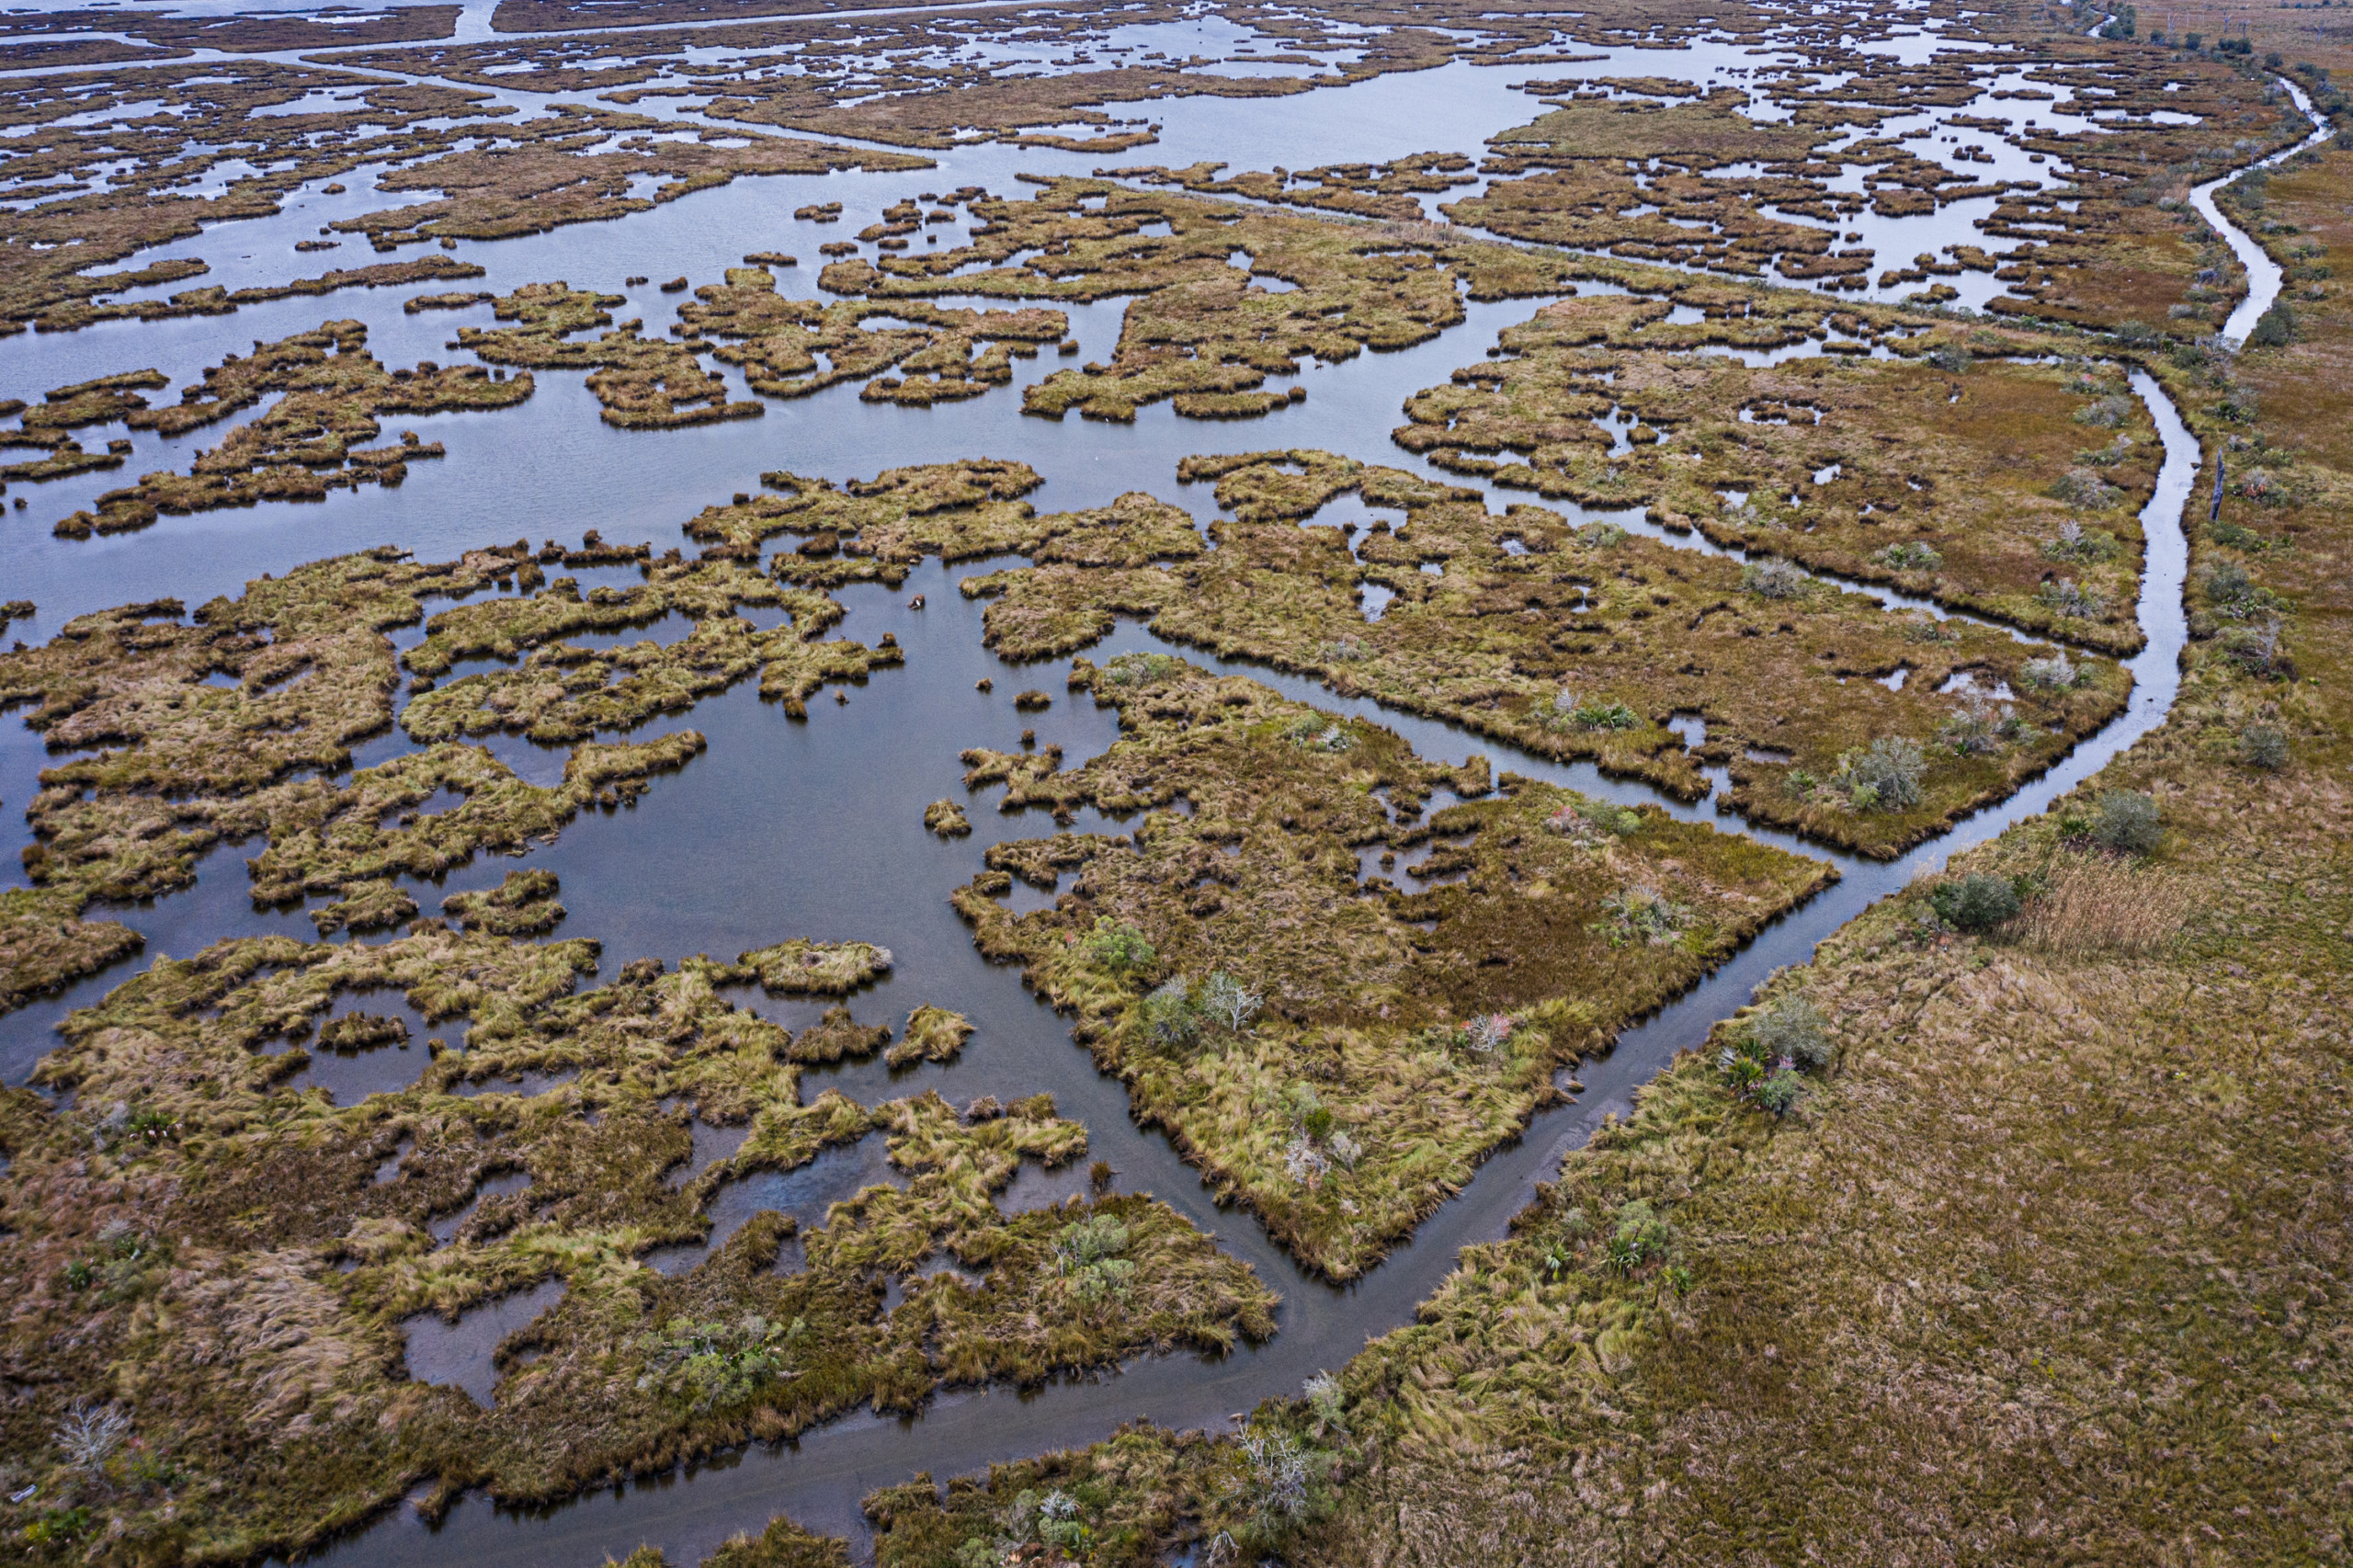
0,20,2303,1565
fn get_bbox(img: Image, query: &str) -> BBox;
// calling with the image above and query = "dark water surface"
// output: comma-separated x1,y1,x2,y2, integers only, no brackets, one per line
0,21,2259,1564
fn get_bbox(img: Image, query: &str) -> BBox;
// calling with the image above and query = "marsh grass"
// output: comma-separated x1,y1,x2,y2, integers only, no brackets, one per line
2008,858,2195,956
951,657,1828,1277
0,923,1272,1562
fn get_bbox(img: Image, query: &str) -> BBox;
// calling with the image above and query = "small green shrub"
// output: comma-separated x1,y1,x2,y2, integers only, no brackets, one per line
1595,885,1690,948
2037,577,2107,619
1540,690,1642,733
2021,652,2084,690
1872,540,1944,572
1830,736,1925,811
1303,1371,1348,1437
2045,468,2120,509
2072,392,2135,427
1083,917,1156,975
1054,1214,1135,1301
1741,557,1810,599
2246,300,2297,347
1283,712,1355,753
1100,651,1180,687
1931,872,2022,931
2091,790,2162,855
1223,1428,1335,1545
2041,519,2120,562
1139,974,1200,1048
2240,722,2288,769
1748,994,1834,1070
634,1313,802,1410
1752,1069,1803,1116
1606,1199,1677,1274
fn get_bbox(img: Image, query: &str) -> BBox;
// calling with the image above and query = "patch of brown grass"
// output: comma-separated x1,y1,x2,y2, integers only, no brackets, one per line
2010,858,2194,956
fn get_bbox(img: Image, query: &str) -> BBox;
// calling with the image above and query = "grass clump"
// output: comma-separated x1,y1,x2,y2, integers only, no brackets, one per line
442,869,565,936
964,444,2127,857
885,1006,972,1069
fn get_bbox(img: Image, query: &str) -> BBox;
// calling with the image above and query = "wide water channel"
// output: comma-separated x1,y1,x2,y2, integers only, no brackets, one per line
0,17,2285,1564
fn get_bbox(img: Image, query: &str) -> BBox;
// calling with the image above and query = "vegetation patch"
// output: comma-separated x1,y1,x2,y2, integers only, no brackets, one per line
401,557,897,738
959,448,2125,858
0,550,710,1008
455,282,760,430
678,262,1063,405
1392,292,2158,650
51,321,529,539
0,926,1274,1563
948,656,1830,1278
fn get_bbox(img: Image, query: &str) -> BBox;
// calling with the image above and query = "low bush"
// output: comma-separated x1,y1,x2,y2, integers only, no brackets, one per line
1140,974,1201,1048
2021,652,2084,689
1872,540,1943,572
1931,871,2022,931
1747,993,1834,1070
1741,557,1810,599
2072,392,2135,427
2041,519,2120,562
1200,971,1261,1035
1829,736,1925,812
2091,789,2162,855
1605,1199,1677,1273
1084,917,1157,975
2245,300,2296,347
1595,885,1690,948
1540,690,1641,733
1101,651,1180,687
2240,722,2288,769
2046,468,2120,509
2037,577,2107,619
1054,1213,1135,1301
